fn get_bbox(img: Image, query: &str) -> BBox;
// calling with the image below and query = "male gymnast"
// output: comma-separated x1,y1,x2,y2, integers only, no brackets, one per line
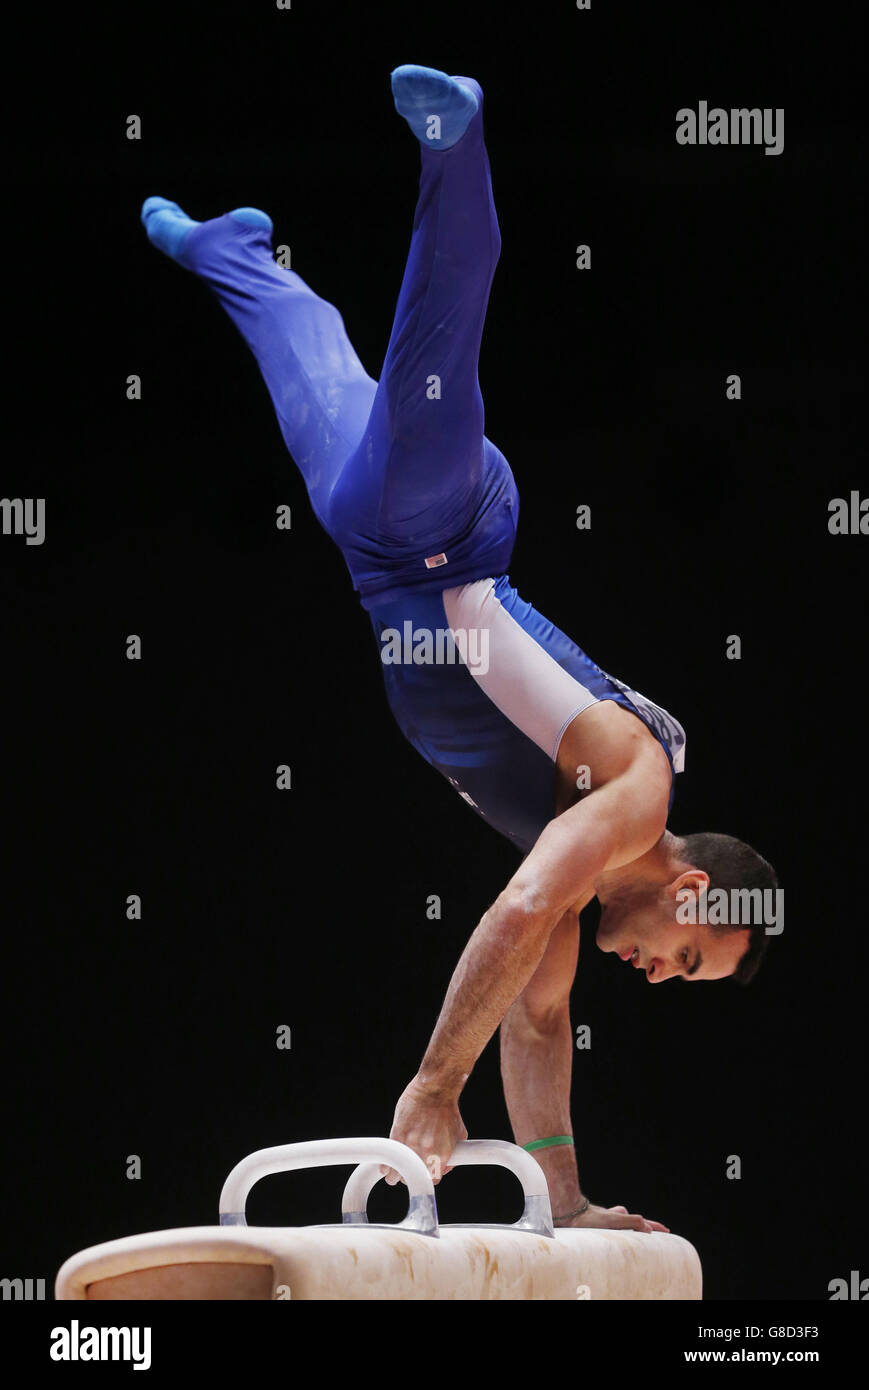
142,65,777,1233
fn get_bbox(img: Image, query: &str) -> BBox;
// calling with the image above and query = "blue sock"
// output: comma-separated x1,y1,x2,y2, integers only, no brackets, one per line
390,65,479,150
141,197,273,263
140,197,198,261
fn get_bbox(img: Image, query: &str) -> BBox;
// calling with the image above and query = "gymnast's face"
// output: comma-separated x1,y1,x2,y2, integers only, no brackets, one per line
595,888,751,982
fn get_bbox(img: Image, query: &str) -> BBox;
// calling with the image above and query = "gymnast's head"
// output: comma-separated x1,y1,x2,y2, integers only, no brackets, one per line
595,831,778,984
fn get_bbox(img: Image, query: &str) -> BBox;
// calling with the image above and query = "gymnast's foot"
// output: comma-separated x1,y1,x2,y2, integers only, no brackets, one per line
140,196,273,264
390,65,479,149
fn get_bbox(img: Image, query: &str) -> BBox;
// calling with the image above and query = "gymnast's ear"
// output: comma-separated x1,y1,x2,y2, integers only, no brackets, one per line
666,869,710,903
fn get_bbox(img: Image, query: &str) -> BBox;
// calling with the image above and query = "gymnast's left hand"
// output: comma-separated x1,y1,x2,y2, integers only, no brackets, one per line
381,1075,468,1186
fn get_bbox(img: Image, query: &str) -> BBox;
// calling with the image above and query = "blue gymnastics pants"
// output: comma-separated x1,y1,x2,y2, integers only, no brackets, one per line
174,76,519,610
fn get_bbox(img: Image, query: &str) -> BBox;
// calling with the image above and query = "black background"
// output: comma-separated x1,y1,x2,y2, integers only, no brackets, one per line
2,0,865,1305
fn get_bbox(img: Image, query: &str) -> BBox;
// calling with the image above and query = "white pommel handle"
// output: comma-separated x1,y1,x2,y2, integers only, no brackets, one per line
219,1137,437,1235
445,1138,550,1192
342,1138,555,1238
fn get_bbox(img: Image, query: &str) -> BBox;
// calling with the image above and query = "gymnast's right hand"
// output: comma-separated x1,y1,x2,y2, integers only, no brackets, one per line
559,1200,669,1234
381,1074,468,1186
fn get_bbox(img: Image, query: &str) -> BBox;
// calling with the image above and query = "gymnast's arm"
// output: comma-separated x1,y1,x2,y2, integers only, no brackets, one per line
386,765,669,1175
499,906,584,1214
498,904,667,1231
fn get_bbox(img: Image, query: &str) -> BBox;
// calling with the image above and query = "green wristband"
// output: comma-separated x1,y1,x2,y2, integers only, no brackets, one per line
522,1135,574,1152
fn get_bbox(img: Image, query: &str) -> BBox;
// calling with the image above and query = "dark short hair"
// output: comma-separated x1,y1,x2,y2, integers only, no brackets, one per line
678,832,778,985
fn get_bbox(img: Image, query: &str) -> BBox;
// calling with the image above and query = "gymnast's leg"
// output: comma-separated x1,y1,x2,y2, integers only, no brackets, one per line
140,198,377,530
335,67,501,549
141,66,514,602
